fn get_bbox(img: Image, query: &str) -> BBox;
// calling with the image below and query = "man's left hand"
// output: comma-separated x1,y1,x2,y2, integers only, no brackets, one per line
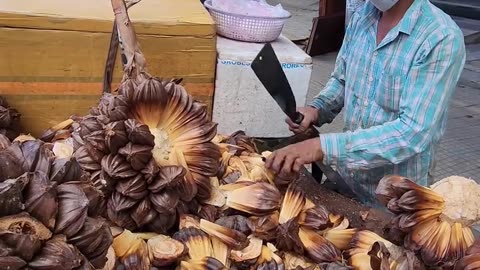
265,138,324,176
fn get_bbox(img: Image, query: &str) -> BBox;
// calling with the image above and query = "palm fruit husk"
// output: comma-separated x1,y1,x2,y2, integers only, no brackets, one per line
0,256,26,270
347,230,424,270
29,235,83,270
0,213,47,262
179,214,201,230
0,137,112,269
55,183,89,237
283,252,317,270
39,119,74,142
180,257,227,270
213,132,274,185
200,219,249,250
24,171,58,230
323,228,357,251
220,131,257,154
0,231,42,261
0,134,11,149
247,211,279,241
225,182,281,215
254,244,285,269
147,235,186,267
112,229,150,270
211,236,231,268
454,239,480,270
298,227,341,263
68,217,113,269
276,183,305,254
204,177,226,207
298,199,330,230
173,227,213,260
0,96,21,141
318,215,356,251
375,175,480,267
0,173,29,216
50,140,82,184
103,246,117,270
215,215,251,236
198,205,220,223
231,235,263,262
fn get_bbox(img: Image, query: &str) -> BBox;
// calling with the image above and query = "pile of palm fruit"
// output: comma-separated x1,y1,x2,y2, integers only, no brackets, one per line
0,0,479,269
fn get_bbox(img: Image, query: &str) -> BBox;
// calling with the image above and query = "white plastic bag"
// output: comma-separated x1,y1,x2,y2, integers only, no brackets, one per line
211,0,290,17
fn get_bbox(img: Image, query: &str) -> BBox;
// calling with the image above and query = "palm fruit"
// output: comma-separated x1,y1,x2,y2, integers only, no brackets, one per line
230,235,263,263
110,229,177,270
63,0,220,234
454,239,480,270
199,219,249,250
180,257,227,270
375,175,480,267
276,183,306,254
213,131,276,184
0,96,21,141
215,215,251,236
112,229,150,270
224,182,281,216
253,244,285,269
173,227,214,261
247,211,279,241
173,227,229,269
347,230,424,270
0,136,112,269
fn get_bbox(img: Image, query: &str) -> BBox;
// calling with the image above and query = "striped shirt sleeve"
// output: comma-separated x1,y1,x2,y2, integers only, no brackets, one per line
321,30,466,169
309,13,360,126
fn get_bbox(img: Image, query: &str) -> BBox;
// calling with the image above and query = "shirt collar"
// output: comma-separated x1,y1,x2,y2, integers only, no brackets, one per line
362,0,424,36
397,0,424,35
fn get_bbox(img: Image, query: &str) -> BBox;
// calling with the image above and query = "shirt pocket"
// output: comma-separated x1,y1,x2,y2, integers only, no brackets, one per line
374,72,403,113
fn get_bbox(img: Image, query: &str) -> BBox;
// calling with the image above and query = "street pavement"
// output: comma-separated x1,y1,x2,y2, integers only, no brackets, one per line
276,0,480,182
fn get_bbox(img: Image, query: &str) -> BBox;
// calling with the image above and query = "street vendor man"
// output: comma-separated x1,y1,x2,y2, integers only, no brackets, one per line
265,0,466,206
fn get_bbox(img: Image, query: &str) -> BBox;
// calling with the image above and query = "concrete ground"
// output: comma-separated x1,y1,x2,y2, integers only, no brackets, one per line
275,0,480,181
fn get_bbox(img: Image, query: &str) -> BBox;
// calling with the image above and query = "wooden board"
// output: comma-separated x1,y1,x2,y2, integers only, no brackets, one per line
320,0,347,17
298,169,393,238
306,14,346,56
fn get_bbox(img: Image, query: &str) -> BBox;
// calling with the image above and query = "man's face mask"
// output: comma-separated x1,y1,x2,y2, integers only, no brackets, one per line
369,0,400,11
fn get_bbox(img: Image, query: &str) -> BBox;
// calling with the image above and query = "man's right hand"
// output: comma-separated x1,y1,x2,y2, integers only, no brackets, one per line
285,106,319,134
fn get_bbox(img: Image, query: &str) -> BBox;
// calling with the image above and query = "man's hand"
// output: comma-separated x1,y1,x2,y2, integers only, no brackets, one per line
265,138,324,176
286,107,319,134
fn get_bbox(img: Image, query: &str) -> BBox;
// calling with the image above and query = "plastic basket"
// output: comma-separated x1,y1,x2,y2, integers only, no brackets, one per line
204,0,291,43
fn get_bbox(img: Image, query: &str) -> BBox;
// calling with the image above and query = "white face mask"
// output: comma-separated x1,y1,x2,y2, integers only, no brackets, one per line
369,0,400,11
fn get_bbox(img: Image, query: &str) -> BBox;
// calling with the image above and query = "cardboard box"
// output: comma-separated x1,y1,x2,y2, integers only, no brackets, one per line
0,0,216,136
213,35,312,138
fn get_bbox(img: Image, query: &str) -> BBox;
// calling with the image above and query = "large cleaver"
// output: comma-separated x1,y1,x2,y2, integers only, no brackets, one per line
251,43,356,198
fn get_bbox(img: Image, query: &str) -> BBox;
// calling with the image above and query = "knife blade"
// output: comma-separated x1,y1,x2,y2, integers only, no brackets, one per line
251,42,356,198
251,43,304,124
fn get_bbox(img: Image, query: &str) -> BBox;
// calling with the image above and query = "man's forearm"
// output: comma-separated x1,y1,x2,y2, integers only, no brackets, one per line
310,96,344,126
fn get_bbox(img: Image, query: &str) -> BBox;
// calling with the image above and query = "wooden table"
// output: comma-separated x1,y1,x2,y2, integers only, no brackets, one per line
296,168,393,238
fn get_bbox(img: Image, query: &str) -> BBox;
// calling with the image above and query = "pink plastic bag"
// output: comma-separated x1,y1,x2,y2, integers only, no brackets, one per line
211,0,289,17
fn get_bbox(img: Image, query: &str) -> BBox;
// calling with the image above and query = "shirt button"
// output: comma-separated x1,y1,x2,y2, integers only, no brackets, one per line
363,100,369,106
350,172,354,177
373,51,378,56
369,76,374,82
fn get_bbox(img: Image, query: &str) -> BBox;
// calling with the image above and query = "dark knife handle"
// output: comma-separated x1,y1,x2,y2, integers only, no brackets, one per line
292,111,304,124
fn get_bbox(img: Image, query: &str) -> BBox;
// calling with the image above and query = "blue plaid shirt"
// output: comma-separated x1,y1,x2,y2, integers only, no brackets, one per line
310,0,466,206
